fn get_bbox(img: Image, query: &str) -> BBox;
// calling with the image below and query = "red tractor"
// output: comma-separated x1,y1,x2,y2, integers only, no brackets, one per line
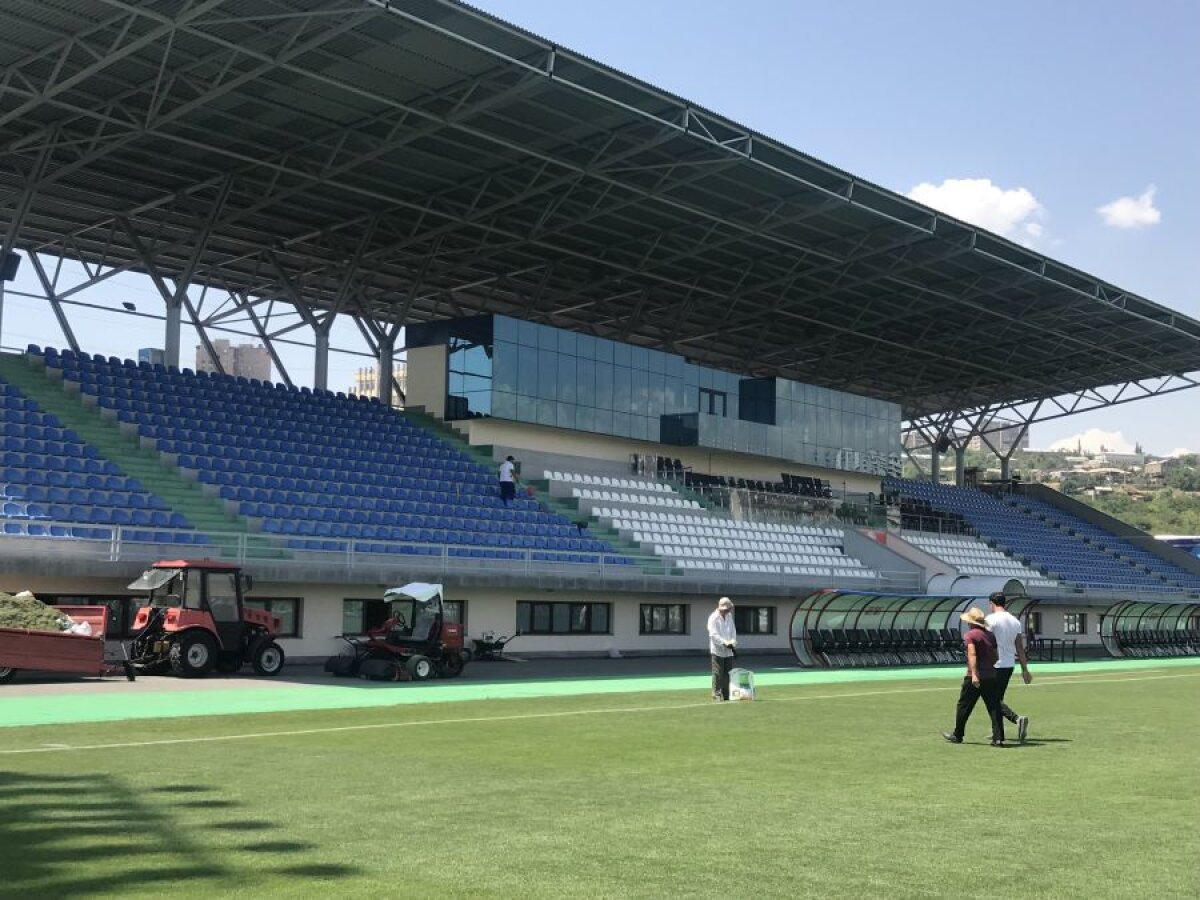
126,559,285,678
325,582,465,681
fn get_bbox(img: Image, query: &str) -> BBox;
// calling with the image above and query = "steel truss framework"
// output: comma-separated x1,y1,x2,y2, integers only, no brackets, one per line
2,0,1199,442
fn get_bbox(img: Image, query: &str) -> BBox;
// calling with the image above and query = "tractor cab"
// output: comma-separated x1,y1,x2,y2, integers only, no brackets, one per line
127,560,284,678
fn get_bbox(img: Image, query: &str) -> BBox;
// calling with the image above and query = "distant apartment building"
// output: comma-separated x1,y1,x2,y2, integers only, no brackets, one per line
1092,451,1145,468
1144,457,1181,480
195,339,271,381
967,420,1030,453
138,347,165,366
349,365,407,406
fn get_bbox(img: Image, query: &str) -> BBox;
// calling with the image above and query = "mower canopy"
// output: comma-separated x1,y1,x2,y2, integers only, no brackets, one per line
384,583,443,604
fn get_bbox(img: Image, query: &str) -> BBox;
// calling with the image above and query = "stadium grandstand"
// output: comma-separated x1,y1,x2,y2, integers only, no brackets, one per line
2,0,1199,664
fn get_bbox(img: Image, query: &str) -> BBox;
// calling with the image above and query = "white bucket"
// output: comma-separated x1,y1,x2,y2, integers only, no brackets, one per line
729,667,755,701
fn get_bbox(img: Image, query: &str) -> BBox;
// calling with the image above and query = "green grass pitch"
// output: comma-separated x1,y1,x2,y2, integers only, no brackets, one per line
1,667,1198,899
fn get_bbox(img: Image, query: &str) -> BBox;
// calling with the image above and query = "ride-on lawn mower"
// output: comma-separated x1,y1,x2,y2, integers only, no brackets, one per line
126,560,285,678
325,582,465,681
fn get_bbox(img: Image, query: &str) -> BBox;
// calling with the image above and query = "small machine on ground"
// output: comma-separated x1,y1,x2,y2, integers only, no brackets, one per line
0,606,134,683
126,559,285,678
471,631,520,661
325,582,465,681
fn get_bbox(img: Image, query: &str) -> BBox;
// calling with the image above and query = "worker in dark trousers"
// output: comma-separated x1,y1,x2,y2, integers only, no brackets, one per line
707,596,737,701
986,592,1032,743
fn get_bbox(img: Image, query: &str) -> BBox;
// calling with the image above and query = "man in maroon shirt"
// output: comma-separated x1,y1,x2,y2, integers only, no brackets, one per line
942,607,1007,746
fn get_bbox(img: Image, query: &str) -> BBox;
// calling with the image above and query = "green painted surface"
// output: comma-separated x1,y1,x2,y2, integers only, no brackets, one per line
2,656,1195,729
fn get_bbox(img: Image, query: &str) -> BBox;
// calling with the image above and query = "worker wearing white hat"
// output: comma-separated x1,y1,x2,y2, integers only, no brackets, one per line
707,597,738,701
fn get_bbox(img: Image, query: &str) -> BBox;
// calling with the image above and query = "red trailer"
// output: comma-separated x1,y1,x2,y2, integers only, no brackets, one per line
0,605,133,683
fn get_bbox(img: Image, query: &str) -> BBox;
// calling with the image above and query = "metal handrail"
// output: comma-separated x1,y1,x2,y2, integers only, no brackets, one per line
0,519,923,588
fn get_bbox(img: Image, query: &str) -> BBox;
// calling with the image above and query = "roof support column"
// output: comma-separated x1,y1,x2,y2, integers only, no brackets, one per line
930,447,941,483
954,444,967,487
28,254,79,353
0,129,55,352
998,425,1030,482
377,332,395,407
314,323,331,393
164,299,183,369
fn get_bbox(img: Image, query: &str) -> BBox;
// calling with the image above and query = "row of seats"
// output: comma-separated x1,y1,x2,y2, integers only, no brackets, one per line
23,347,632,563
2,521,207,543
904,533,1060,589
1117,630,1200,657
676,560,868,577
571,487,698,510
544,470,672,493
1010,496,1200,592
807,628,966,667
886,478,1190,593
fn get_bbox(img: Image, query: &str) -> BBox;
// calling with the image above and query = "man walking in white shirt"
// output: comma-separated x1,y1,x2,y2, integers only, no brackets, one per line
985,591,1032,743
707,597,738,701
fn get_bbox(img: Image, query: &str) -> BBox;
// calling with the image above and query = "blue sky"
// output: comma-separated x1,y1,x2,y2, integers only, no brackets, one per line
4,0,1197,453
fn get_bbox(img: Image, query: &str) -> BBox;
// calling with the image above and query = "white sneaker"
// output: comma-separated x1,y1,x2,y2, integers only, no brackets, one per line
1017,716,1029,744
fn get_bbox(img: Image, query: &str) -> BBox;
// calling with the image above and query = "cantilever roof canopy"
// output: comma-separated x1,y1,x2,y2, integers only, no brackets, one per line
3,0,1199,419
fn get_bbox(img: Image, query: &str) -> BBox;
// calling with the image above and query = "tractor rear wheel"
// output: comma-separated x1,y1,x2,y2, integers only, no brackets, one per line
251,640,285,676
170,631,217,677
0,666,17,684
406,655,434,681
436,652,465,679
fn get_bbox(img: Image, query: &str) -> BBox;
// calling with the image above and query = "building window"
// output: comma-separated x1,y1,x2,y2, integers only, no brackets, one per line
447,336,493,419
734,606,775,635
1064,613,1087,635
243,598,301,638
343,598,390,635
699,388,727,417
640,604,687,635
517,601,611,635
443,600,465,627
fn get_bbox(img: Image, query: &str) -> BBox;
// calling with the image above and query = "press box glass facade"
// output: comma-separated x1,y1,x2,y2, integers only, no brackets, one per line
406,314,901,476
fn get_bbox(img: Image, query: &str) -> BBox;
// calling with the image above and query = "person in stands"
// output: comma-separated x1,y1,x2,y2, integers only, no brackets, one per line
498,455,519,506
943,607,1006,746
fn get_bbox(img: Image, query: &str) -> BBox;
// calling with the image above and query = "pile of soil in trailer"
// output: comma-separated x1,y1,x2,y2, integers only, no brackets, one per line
0,591,68,631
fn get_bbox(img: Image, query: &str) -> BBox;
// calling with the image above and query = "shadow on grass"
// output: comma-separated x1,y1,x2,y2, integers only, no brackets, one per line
0,772,355,895
1016,738,1073,746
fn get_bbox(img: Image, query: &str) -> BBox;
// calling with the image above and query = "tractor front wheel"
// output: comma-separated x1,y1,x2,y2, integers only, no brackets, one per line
406,655,434,681
251,640,286,676
170,631,217,677
0,666,17,684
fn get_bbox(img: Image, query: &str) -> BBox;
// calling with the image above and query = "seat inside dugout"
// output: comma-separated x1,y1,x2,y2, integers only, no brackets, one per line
790,589,1037,668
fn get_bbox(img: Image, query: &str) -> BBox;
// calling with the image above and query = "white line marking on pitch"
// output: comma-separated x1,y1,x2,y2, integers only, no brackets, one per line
1,670,1196,756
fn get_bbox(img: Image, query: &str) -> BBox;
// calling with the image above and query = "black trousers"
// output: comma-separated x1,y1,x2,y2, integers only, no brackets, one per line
994,667,1020,723
952,676,1005,742
711,654,733,700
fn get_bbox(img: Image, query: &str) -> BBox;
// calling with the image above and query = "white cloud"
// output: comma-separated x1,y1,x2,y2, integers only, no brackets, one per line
1168,447,1193,458
1097,185,1161,229
1048,429,1135,454
906,177,1044,242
